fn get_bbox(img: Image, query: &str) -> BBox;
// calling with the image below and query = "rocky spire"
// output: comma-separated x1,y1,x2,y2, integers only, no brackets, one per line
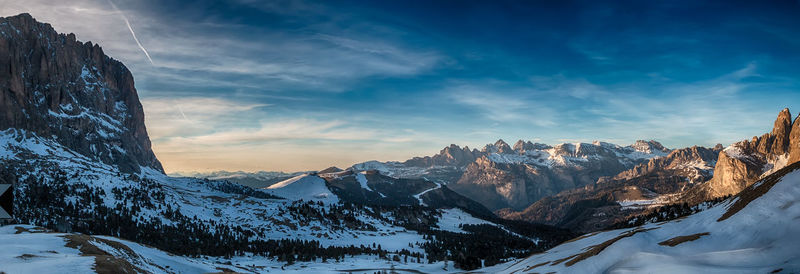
489,139,512,154
685,108,800,203
788,114,800,164
512,139,535,152
770,108,792,155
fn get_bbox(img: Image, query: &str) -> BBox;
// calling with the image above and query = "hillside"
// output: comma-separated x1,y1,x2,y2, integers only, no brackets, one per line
485,161,800,273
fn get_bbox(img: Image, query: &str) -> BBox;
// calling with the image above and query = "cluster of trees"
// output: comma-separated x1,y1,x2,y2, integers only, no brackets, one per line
609,195,732,229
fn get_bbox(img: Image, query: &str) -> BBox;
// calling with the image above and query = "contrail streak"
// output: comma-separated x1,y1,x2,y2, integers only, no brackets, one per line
107,0,154,65
176,105,189,121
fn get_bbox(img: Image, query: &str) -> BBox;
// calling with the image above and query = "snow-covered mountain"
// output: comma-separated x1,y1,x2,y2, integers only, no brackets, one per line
497,145,722,233
353,139,671,211
450,139,670,211
485,161,800,273
0,13,161,173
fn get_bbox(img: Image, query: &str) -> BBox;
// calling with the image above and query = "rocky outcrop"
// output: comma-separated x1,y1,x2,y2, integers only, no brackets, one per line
684,108,800,203
450,140,668,211
483,139,514,154
789,115,800,163
499,145,720,232
609,146,720,184
403,144,482,167
0,13,162,173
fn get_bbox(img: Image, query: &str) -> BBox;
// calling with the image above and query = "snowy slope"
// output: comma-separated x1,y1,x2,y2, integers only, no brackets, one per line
0,225,471,274
0,129,424,252
265,174,339,204
0,225,220,274
485,163,800,274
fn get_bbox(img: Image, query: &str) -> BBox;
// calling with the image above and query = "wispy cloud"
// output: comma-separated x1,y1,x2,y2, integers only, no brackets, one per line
447,83,557,127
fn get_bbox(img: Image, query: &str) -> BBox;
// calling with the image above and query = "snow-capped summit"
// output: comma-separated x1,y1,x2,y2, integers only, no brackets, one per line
265,174,338,203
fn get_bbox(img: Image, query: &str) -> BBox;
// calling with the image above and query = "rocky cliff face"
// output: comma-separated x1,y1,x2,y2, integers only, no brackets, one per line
499,145,720,232
450,140,670,211
684,108,800,203
0,13,162,173
608,145,720,185
402,144,482,167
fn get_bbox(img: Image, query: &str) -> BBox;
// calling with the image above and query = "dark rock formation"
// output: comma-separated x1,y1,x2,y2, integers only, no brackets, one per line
0,13,162,173
403,144,482,167
318,166,343,174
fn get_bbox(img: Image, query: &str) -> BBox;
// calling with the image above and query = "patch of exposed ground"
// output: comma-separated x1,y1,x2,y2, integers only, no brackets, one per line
62,234,145,274
14,226,49,234
15,254,40,260
718,162,800,222
551,227,657,267
658,232,710,247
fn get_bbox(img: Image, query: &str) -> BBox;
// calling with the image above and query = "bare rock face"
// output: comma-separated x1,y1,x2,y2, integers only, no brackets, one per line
684,108,798,203
0,13,162,173
450,141,659,211
500,145,720,233
611,146,719,184
695,149,764,198
450,156,561,211
402,144,482,167
789,115,800,164
771,108,792,155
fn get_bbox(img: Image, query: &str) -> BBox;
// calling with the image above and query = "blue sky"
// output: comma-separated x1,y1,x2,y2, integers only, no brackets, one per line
4,0,800,172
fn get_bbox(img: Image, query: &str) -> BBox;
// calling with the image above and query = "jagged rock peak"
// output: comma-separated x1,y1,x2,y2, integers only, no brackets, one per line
789,114,800,163
631,140,670,154
771,108,793,155
483,139,514,154
401,143,481,167
512,139,535,152
318,166,343,174
0,13,163,173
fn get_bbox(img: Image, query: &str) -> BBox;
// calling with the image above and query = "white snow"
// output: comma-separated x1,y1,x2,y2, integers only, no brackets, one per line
435,208,493,233
265,174,339,204
0,224,458,274
762,153,790,178
0,226,94,274
1,129,432,255
482,141,667,169
413,181,441,206
355,172,374,192
489,167,800,273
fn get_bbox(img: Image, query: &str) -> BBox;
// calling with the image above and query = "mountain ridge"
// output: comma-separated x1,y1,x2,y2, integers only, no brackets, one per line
0,13,162,173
